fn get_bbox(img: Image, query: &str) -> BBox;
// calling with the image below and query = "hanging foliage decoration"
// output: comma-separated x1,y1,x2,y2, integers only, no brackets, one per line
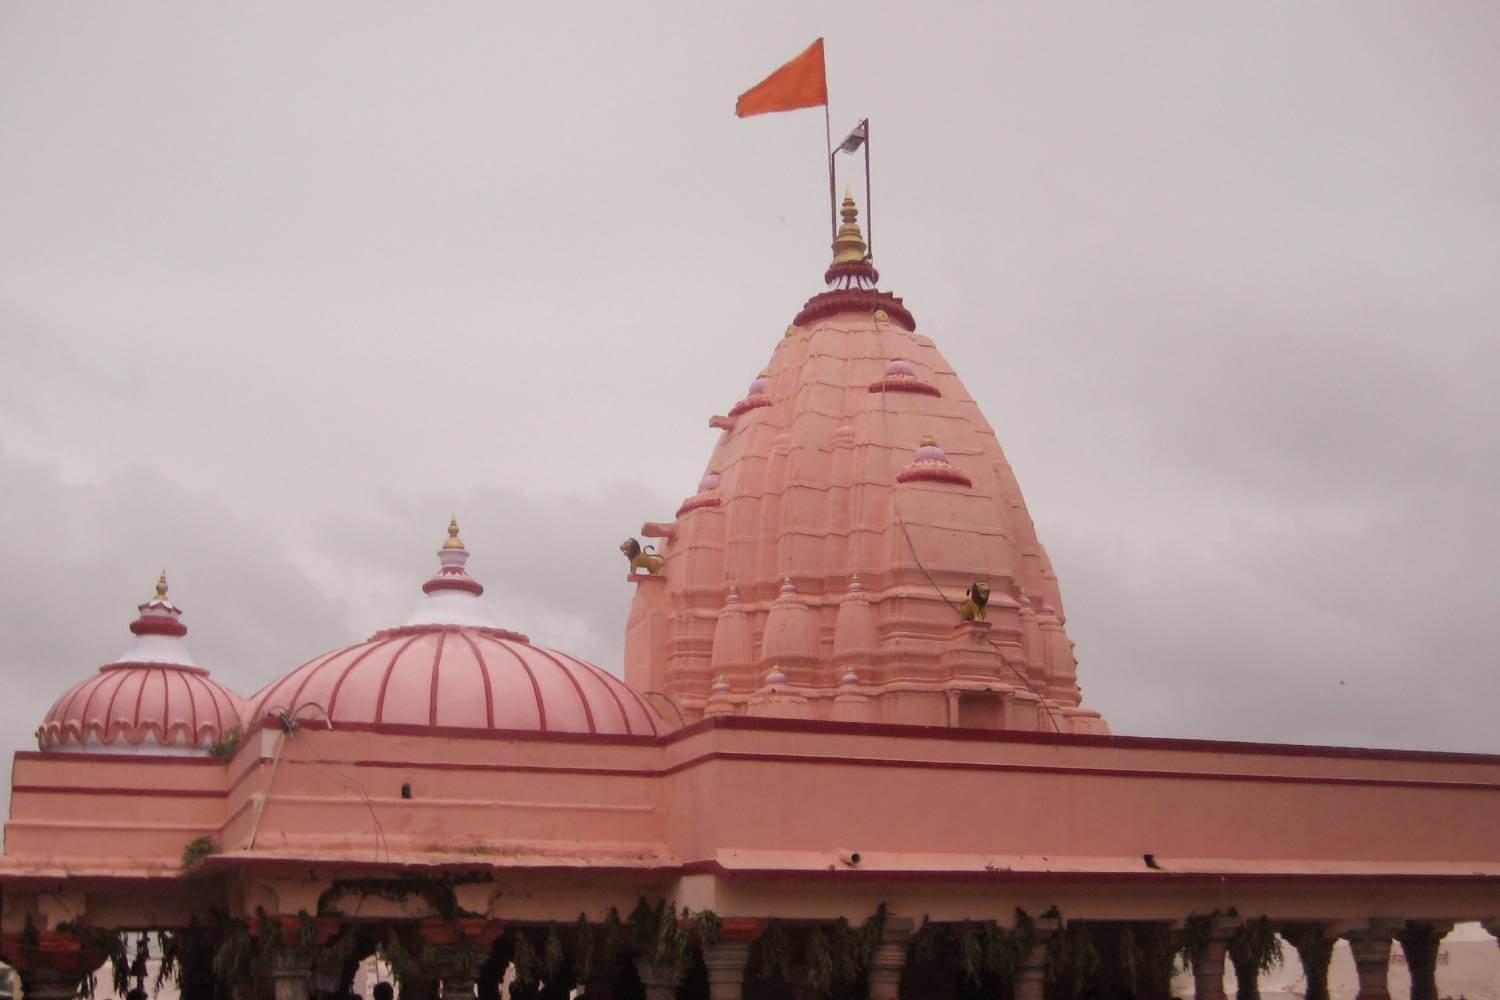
1045,918,1102,997
52,920,130,999
1228,916,1283,976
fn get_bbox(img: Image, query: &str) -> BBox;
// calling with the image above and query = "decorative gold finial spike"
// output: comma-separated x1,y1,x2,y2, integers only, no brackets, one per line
443,516,465,550
831,188,868,265
155,570,169,600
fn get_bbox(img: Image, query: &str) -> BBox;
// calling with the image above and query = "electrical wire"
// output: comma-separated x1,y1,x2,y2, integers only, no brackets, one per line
871,315,1064,733
246,702,391,863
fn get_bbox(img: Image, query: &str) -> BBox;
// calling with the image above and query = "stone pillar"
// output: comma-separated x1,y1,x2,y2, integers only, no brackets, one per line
1226,923,1268,1000
1191,916,1241,1000
21,968,82,1000
437,957,478,1000
578,973,616,1000
866,917,914,1000
633,959,684,1000
702,940,752,1000
1347,929,1397,1000
1396,921,1451,1000
269,951,314,1000
1286,926,1336,1000
1013,917,1061,1000
1227,948,1261,1000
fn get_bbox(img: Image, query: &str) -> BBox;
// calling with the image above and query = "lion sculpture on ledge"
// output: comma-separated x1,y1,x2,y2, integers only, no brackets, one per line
959,581,990,621
620,538,664,576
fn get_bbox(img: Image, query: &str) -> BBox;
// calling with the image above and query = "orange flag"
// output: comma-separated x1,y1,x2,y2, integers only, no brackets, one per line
736,38,828,118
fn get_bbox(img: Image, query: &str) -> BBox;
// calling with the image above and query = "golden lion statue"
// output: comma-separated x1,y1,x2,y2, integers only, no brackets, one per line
620,538,664,576
959,581,990,621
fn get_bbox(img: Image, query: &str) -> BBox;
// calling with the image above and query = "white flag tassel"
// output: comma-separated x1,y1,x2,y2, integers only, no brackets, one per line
837,120,867,154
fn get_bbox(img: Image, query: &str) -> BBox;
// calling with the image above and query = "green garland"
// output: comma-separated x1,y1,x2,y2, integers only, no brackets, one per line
380,930,439,988
181,835,217,870
1178,911,1218,969
904,908,1036,989
1045,919,1101,997
751,921,793,982
1286,927,1335,1000
315,876,481,921
52,920,129,999
510,931,539,987
1228,916,1283,976
207,726,243,760
569,915,595,983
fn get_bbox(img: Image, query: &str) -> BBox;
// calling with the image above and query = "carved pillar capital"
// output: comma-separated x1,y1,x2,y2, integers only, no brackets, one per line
702,939,752,1000
866,916,914,1000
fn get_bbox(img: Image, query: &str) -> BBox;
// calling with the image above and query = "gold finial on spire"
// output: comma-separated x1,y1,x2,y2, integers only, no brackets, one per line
154,570,169,600
443,516,465,550
831,186,868,265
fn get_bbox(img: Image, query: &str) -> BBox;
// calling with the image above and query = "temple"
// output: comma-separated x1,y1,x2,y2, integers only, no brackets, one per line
2,194,1496,1000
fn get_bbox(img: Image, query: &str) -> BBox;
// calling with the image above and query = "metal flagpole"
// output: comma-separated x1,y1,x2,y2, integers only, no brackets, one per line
862,118,872,259
825,102,837,241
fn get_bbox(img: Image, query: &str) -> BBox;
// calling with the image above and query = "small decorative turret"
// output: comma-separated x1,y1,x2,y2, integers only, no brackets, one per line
896,435,973,488
869,358,941,397
405,517,502,628
442,516,465,550
423,517,483,596
128,571,187,639
832,575,879,668
708,585,754,677
703,676,735,718
745,663,810,720
831,187,868,265
729,370,774,417
758,578,820,679
831,666,874,724
677,466,725,517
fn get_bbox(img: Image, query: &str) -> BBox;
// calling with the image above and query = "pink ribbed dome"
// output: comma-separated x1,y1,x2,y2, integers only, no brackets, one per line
39,664,242,751
249,628,659,737
250,520,661,737
38,574,242,752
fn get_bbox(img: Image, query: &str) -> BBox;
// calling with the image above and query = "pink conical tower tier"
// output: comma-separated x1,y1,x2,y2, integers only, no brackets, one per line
624,190,1108,734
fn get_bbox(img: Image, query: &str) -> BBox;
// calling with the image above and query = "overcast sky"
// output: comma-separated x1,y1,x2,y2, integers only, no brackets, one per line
2,2,1497,818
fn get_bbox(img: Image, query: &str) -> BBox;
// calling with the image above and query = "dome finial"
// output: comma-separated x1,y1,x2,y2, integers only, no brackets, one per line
831,187,868,265
154,570,168,601
443,515,465,550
